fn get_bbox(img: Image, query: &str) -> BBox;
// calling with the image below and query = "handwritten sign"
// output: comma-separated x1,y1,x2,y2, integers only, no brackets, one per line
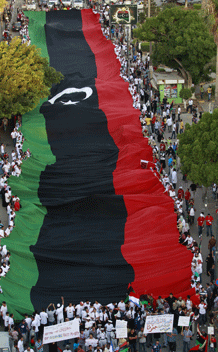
116,320,127,338
43,319,80,344
85,338,99,347
144,315,174,334
208,326,214,335
178,316,190,327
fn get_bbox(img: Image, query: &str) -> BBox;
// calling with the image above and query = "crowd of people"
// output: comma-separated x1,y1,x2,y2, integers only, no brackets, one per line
0,2,217,352
0,115,31,288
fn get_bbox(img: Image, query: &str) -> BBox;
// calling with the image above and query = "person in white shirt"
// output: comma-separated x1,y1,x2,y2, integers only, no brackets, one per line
24,348,34,352
0,301,7,322
184,234,193,248
40,309,48,325
25,314,32,331
63,346,72,352
11,129,17,147
8,313,14,331
0,227,4,239
18,337,24,352
65,303,75,320
39,308,48,336
118,299,126,317
76,302,84,317
105,320,113,343
198,299,207,326
4,226,12,237
82,308,89,322
4,312,9,331
56,296,64,324
93,301,101,312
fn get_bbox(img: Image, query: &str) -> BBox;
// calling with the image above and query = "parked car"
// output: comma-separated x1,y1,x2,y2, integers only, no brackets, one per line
62,0,72,6
47,0,59,7
39,0,48,6
12,21,22,31
0,332,11,352
26,0,37,9
72,0,84,8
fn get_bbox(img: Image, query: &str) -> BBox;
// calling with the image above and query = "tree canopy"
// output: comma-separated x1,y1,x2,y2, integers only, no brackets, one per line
0,37,63,118
134,7,216,85
177,109,218,187
0,0,7,13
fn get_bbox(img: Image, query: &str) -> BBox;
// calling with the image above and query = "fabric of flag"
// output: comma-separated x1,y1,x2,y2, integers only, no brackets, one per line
110,341,114,352
119,342,128,352
0,10,193,319
129,293,140,307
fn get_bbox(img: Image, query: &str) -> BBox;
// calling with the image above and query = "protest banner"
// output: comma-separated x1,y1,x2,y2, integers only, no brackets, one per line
43,319,80,344
144,315,174,334
116,319,128,338
178,316,190,327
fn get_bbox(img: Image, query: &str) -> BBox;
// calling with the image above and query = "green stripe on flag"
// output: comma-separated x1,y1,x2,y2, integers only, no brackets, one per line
0,12,56,320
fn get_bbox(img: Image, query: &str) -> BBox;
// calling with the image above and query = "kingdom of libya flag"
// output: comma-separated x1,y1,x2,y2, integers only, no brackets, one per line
119,342,129,352
0,10,192,319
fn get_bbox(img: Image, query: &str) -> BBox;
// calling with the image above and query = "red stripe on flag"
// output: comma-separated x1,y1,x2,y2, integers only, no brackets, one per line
81,9,193,298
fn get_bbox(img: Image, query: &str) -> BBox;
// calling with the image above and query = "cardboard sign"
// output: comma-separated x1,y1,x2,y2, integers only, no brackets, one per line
43,319,80,344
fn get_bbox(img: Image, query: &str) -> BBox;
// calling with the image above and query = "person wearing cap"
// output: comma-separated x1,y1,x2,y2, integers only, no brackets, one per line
85,317,93,330
111,328,117,349
205,213,214,237
55,296,64,324
63,345,72,352
184,188,191,212
99,328,107,348
105,320,113,343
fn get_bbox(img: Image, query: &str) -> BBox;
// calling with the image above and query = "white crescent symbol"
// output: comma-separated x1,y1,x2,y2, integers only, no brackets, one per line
48,87,93,105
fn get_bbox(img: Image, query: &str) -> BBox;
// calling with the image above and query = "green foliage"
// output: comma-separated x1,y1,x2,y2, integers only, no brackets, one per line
140,42,150,52
193,3,201,9
0,37,64,118
191,86,195,93
178,109,218,186
144,0,161,18
179,88,192,100
138,11,146,24
134,7,216,84
155,67,166,72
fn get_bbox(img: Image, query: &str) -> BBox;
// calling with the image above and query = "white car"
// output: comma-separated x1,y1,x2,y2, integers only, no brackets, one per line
62,0,72,6
47,0,59,7
26,0,37,9
72,0,84,8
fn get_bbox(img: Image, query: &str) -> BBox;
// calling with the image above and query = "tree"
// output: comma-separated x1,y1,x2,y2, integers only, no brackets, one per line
202,0,218,106
0,37,63,118
179,88,192,100
177,109,218,187
134,7,216,87
0,0,6,13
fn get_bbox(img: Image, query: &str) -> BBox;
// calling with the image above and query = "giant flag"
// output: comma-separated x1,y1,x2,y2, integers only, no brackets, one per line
0,10,193,319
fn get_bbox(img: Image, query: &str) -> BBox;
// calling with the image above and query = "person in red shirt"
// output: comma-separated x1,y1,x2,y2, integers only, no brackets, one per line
197,213,205,238
160,138,166,152
178,186,184,200
14,200,20,212
205,213,214,237
185,188,191,212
